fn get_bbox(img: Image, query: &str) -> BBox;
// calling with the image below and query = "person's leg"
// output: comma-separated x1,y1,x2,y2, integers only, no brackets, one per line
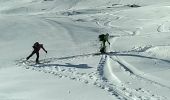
26,51,35,60
35,52,39,63
100,41,105,53
101,41,105,48
102,41,106,53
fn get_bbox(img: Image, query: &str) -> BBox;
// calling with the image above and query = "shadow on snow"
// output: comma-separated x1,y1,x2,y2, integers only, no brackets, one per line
32,63,92,69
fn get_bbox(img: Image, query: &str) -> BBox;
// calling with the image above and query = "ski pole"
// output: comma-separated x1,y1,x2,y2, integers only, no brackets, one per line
44,52,47,64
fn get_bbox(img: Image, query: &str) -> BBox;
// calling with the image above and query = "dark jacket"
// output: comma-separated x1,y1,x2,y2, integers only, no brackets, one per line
33,42,47,53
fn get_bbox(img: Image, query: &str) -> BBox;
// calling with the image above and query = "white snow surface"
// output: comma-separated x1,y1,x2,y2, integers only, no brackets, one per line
0,0,170,100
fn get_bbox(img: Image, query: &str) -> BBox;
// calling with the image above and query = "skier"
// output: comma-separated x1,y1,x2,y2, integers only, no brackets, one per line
26,42,47,64
98,33,110,53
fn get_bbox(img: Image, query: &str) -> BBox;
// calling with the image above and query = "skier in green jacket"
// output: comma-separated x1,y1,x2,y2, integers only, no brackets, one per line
98,33,110,53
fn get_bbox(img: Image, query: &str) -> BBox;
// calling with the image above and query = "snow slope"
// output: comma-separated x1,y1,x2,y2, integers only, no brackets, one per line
0,0,170,100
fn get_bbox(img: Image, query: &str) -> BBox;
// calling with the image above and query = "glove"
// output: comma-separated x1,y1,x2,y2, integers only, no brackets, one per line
45,50,47,53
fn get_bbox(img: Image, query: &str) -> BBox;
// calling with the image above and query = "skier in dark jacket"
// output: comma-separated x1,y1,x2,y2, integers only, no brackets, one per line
26,42,47,63
98,33,110,53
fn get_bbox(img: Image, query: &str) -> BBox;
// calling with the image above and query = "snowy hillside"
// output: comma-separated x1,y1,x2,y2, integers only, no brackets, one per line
0,0,170,100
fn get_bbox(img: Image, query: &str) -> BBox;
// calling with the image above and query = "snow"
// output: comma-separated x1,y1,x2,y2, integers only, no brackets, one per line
0,0,170,100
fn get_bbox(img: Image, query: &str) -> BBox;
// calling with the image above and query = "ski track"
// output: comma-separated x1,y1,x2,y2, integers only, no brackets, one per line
15,55,140,100
110,52,170,64
109,55,169,99
94,12,137,36
110,55,170,89
97,55,140,100
42,18,78,45
15,44,170,100
106,36,159,99
16,54,131,100
110,35,169,99
16,53,149,100
102,21,169,99
157,21,170,32
95,16,133,35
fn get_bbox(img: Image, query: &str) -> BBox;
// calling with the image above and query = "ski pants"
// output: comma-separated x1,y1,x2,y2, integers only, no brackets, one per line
27,50,39,63
102,40,106,47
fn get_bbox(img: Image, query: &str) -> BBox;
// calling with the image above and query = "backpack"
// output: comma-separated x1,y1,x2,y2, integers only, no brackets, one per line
98,34,105,41
33,42,39,49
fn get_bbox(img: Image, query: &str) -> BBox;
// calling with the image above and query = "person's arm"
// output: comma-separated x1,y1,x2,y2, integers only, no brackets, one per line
107,40,110,45
41,44,47,53
105,34,110,45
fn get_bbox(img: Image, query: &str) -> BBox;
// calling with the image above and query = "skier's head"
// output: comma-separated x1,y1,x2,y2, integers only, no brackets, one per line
106,33,109,36
35,42,39,45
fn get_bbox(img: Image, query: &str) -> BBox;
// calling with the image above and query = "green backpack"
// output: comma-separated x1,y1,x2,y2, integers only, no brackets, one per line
98,34,105,41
